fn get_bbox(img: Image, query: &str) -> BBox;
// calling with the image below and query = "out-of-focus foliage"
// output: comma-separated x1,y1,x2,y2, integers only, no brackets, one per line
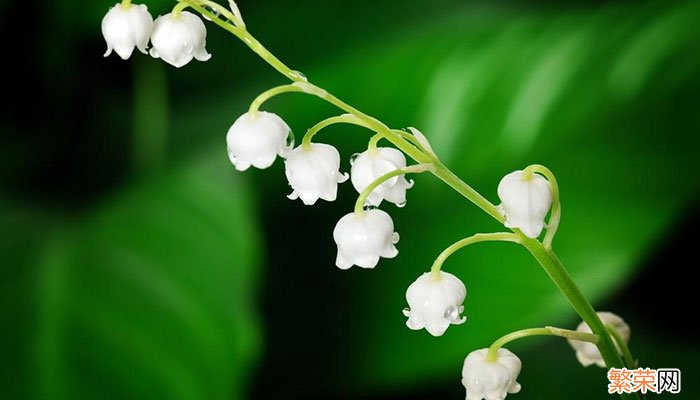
23,157,260,400
1,0,699,399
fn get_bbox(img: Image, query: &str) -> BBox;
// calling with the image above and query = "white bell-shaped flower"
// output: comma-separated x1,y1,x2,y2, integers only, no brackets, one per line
497,170,552,238
101,3,153,60
568,312,630,368
285,143,348,205
402,271,466,336
333,209,399,269
149,11,211,68
462,348,522,400
350,147,414,207
226,111,293,171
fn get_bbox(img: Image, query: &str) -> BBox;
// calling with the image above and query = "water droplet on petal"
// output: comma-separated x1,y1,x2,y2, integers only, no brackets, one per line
444,305,457,320
227,149,237,164
350,153,360,165
391,232,400,244
396,200,407,208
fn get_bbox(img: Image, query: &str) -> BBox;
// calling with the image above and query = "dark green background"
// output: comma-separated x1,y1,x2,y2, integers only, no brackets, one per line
1,0,699,399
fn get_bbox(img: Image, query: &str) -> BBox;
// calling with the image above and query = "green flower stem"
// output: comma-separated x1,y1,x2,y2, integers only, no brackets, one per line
199,0,239,25
185,1,431,164
368,133,383,152
248,83,306,114
186,4,635,395
521,239,627,369
172,1,190,16
301,114,370,149
354,164,434,215
391,129,426,150
431,160,505,222
430,233,521,277
308,87,430,164
121,0,131,8
368,129,421,151
226,0,246,28
608,325,636,368
182,1,304,82
486,326,599,362
523,164,561,249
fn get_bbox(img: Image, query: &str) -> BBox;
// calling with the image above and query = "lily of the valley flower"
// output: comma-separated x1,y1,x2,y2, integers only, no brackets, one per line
285,143,348,205
403,271,466,336
350,147,414,207
569,311,630,368
462,348,522,400
497,170,552,238
226,111,293,171
150,11,211,68
102,3,153,60
333,209,399,269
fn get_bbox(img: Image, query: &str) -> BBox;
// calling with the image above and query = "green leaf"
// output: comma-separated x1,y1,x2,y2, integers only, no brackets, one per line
33,154,262,400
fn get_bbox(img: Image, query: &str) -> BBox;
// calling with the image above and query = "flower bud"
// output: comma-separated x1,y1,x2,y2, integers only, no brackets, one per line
226,111,293,171
285,143,348,205
403,271,466,336
350,147,413,207
333,209,399,269
102,3,153,60
150,11,211,68
462,348,522,400
568,311,630,368
497,170,552,238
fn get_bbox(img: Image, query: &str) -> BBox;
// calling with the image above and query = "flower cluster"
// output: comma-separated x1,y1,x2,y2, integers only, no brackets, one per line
102,2,210,67
101,1,637,398
224,108,413,266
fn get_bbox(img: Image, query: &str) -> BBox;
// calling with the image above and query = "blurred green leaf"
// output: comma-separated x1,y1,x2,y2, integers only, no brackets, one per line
0,201,56,400
33,154,262,400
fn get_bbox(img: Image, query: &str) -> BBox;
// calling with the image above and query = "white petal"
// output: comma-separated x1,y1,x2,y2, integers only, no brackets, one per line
575,350,595,367
497,170,552,238
332,210,398,270
350,147,413,207
335,251,353,270
284,143,346,205
406,315,424,330
404,271,467,336
568,311,630,368
297,190,320,206
425,321,450,337
150,11,209,68
462,348,522,400
380,244,398,258
355,255,380,269
227,111,290,171
286,190,299,201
